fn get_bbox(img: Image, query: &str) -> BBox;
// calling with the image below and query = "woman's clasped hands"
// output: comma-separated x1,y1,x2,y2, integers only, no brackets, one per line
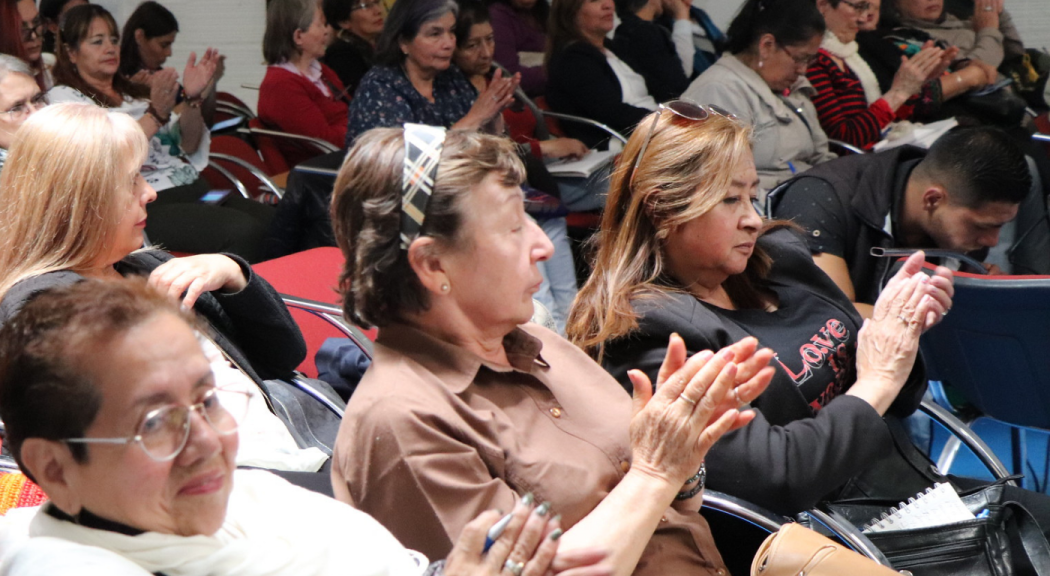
626,335,775,493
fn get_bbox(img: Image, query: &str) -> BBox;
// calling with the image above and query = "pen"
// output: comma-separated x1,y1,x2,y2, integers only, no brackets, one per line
787,161,797,175
482,512,514,553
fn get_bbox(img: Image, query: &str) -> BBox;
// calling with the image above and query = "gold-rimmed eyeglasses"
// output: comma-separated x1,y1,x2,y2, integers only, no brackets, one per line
64,387,253,462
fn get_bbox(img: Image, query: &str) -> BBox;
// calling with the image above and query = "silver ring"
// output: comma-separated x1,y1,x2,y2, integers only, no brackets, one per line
983,5,993,10
678,393,698,406
503,560,524,576
491,95,500,102
731,389,741,405
897,314,909,324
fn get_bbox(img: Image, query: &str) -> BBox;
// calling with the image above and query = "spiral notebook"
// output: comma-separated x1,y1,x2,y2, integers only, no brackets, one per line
862,483,976,534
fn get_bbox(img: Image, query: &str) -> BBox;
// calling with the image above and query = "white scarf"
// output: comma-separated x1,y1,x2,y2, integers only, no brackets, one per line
20,470,428,576
821,30,883,105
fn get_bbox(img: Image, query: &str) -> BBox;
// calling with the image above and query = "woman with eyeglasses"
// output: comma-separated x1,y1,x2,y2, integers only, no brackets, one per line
805,0,954,149
682,0,836,192
567,102,952,532
0,55,47,174
321,0,384,95
0,279,598,576
0,103,305,391
0,0,52,90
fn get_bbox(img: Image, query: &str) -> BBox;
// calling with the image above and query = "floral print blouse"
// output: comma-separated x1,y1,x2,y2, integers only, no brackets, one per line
345,65,476,146
48,85,210,191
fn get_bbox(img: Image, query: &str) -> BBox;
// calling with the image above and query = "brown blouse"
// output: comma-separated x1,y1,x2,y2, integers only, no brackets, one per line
331,322,728,575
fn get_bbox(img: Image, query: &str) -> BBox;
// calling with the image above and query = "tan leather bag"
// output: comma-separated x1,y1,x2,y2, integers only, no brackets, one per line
751,523,908,576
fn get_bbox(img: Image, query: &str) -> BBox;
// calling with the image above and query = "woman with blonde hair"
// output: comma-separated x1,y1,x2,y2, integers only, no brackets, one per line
0,102,304,385
567,101,953,518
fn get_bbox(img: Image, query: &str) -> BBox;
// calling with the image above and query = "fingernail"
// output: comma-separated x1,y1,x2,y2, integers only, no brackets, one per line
720,349,735,361
921,294,931,304
521,493,534,506
535,502,551,516
496,509,504,515
552,514,562,524
549,528,564,541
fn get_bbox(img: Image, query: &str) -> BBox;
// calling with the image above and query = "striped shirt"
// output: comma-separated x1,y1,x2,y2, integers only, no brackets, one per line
806,50,907,149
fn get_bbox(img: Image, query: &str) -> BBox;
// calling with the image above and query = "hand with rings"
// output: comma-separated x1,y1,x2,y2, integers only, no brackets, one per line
849,251,950,415
625,334,774,491
458,68,521,131
442,494,610,576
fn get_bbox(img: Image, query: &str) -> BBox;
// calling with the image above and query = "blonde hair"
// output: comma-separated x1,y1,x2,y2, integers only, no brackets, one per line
0,103,148,300
331,127,525,328
567,110,776,360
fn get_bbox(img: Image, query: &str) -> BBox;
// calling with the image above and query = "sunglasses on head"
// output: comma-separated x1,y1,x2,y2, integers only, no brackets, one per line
628,100,737,190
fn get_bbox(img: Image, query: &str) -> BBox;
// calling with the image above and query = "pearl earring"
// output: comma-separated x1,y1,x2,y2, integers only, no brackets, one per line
441,283,449,292
758,60,764,69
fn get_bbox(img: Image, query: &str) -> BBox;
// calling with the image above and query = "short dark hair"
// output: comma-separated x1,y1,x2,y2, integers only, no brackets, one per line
455,0,490,47
0,278,193,483
323,0,353,29
914,126,1031,208
263,0,319,65
119,1,179,77
724,0,825,55
615,0,648,17
374,0,458,67
330,128,525,328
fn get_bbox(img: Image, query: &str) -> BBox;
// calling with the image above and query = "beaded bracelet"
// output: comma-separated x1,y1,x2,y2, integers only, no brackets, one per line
675,462,706,501
147,105,171,126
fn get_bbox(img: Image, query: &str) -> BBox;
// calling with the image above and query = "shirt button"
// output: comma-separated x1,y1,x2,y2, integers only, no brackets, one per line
549,406,562,418
620,460,630,472
812,230,821,237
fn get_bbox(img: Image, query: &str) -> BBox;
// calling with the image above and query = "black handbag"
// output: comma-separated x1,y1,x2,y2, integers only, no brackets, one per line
826,479,1050,576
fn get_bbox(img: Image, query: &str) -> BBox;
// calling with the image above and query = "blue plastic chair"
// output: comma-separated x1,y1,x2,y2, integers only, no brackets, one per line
919,268,1050,489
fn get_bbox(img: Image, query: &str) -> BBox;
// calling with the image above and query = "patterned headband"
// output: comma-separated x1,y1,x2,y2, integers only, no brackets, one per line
400,123,447,250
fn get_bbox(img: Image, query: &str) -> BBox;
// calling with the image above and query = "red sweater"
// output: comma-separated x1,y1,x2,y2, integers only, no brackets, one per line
258,64,348,165
806,50,912,150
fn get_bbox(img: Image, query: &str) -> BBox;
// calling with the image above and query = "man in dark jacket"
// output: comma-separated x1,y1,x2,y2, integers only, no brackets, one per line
770,126,1033,317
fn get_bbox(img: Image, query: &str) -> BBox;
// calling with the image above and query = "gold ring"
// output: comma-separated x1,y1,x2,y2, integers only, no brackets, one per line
679,393,698,406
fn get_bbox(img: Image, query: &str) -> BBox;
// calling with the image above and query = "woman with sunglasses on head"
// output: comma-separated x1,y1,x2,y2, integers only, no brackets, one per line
321,0,384,96
806,0,955,150
0,279,598,576
567,102,953,529
0,0,52,90
682,0,835,192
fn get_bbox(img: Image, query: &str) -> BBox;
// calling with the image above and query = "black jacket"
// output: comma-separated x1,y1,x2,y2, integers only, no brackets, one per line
602,229,927,514
610,12,689,102
546,41,652,148
771,146,928,306
0,251,306,384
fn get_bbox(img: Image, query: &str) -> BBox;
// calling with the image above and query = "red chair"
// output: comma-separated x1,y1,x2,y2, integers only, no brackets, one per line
253,248,376,378
214,91,257,120
204,135,283,201
243,119,339,174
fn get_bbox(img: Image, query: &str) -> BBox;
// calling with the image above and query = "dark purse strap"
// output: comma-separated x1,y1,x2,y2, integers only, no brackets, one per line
1003,500,1050,576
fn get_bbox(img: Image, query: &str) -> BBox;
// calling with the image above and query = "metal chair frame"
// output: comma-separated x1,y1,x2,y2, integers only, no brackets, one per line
207,153,285,199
